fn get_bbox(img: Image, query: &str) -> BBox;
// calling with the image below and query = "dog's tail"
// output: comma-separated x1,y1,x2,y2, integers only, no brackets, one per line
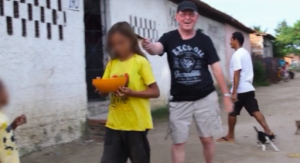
254,126,259,132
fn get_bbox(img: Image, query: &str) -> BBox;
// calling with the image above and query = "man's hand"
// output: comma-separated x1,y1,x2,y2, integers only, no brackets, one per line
210,62,233,113
223,97,233,113
141,39,152,50
141,39,164,55
12,114,27,130
231,92,238,102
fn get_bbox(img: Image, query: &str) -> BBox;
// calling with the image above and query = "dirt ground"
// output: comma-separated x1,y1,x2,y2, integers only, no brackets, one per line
22,76,300,163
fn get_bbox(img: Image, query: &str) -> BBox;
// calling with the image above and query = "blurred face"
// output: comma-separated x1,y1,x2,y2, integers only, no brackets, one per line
230,37,237,49
110,32,132,58
176,10,198,31
0,88,8,108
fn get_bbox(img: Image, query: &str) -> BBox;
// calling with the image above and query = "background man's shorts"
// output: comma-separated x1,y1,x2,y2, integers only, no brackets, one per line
229,91,260,116
168,91,223,144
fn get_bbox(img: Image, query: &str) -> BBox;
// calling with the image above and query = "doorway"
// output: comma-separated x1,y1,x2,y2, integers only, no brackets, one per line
84,0,107,101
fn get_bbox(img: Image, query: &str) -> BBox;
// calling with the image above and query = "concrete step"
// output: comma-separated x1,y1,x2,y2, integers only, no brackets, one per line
85,113,107,142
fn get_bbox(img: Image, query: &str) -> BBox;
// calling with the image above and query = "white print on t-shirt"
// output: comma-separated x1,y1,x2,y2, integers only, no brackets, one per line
171,44,205,85
230,47,255,93
172,45,205,57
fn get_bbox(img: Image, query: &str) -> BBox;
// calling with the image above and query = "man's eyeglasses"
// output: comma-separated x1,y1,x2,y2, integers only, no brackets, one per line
178,13,197,18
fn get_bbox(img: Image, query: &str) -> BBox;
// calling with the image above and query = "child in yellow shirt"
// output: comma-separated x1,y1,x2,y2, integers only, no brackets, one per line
98,22,160,163
0,80,27,163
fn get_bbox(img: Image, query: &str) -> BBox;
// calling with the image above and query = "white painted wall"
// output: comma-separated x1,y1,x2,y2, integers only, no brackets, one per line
195,16,227,82
0,0,86,154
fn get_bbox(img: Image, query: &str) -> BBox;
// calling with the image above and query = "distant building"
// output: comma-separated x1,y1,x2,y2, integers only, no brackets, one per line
250,33,276,58
284,54,300,65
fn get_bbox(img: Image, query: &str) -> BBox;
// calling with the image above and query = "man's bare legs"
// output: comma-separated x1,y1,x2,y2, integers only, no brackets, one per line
252,111,272,135
219,111,272,141
172,143,185,163
200,137,215,163
172,138,215,163
224,115,237,141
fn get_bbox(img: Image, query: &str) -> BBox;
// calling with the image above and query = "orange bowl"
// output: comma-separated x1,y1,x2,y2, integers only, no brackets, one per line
92,77,127,93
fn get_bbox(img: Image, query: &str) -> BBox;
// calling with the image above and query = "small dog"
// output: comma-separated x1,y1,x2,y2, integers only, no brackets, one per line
295,120,300,135
254,126,279,151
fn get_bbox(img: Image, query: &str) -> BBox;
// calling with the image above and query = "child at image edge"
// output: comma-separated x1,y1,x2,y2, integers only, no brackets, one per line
0,80,27,163
98,22,160,163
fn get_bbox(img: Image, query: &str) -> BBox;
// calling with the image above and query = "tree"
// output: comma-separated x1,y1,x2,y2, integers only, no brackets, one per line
273,20,300,57
252,25,268,33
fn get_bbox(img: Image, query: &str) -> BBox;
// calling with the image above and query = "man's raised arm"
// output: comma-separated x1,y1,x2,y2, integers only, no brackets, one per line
141,39,164,55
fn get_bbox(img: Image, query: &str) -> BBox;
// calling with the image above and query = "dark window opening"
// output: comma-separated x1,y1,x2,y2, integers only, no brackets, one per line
84,0,106,101
134,16,137,26
63,11,66,23
40,7,44,22
28,4,32,21
6,17,13,35
13,1,19,18
129,15,132,24
34,0,38,6
52,10,57,25
59,25,63,40
21,19,26,37
20,0,25,3
35,21,39,38
47,23,51,39
144,18,147,28
0,0,4,16
58,0,62,11
46,0,50,9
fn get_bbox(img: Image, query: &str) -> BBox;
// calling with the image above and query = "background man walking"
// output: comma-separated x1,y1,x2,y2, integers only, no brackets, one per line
217,32,275,143
142,1,233,163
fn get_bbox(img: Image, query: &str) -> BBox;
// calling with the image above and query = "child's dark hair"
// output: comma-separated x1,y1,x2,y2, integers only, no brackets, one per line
106,21,147,59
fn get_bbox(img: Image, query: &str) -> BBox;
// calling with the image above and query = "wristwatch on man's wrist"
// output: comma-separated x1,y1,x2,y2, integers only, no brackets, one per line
223,93,231,97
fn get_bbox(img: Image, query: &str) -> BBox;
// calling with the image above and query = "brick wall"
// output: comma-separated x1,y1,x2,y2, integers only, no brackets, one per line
250,34,264,56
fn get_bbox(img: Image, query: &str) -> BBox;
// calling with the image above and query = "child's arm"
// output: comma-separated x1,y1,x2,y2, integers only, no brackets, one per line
119,82,160,98
11,115,26,130
117,58,160,98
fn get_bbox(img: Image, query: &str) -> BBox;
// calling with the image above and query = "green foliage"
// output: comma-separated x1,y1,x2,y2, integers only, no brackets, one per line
274,20,300,56
151,107,169,120
252,25,268,33
273,41,286,58
253,61,270,86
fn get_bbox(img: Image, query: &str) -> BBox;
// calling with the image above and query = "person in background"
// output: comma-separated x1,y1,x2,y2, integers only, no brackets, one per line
217,32,275,143
279,58,285,67
141,1,233,163
98,21,160,163
0,79,27,163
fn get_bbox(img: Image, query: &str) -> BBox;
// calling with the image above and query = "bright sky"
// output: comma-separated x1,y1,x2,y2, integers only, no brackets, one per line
201,0,300,35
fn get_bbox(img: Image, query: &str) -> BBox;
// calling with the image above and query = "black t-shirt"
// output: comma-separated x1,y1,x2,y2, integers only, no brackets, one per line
158,30,220,102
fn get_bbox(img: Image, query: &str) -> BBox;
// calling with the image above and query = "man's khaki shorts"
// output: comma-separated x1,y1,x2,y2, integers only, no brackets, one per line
168,91,223,144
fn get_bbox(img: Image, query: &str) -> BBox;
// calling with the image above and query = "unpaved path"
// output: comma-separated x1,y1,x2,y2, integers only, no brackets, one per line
22,76,300,163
